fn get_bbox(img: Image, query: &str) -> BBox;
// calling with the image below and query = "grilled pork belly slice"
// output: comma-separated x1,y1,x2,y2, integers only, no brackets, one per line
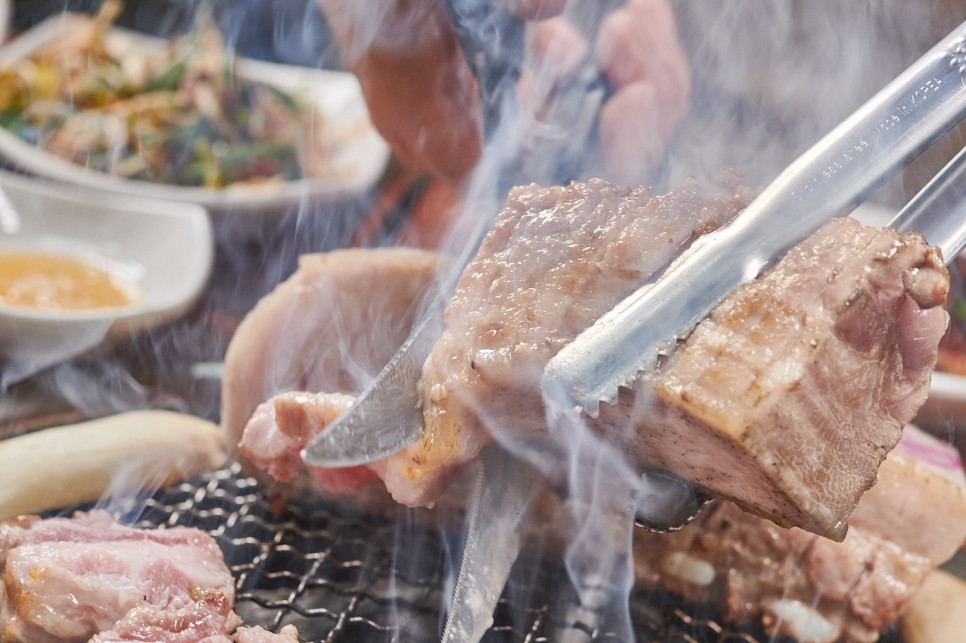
899,569,966,643
383,179,947,535
227,178,747,504
97,616,299,643
632,425,966,643
221,247,442,496
381,177,749,506
848,423,966,564
600,216,949,539
0,511,245,643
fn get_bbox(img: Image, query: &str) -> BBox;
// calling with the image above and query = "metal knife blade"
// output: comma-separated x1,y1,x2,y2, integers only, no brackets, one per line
440,447,539,643
300,302,442,468
541,20,966,418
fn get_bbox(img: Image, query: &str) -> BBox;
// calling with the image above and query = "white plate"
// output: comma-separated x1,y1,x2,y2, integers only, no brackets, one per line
0,14,390,213
0,171,213,376
851,202,966,433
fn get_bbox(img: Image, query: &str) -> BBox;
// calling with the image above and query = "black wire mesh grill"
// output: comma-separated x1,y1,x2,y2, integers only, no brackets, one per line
113,464,902,643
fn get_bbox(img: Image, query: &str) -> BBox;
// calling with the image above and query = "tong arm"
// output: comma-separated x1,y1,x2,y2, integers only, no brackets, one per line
890,144,966,260
541,20,966,417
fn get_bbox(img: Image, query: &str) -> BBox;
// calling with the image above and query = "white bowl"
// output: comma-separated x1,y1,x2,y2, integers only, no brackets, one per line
0,171,213,367
0,14,390,213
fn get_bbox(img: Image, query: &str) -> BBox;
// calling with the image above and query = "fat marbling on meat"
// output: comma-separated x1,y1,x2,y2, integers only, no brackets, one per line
225,177,748,505
225,177,948,542
0,511,245,642
384,179,948,539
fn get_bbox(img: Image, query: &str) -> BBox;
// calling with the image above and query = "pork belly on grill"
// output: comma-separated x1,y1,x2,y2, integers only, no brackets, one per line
0,511,240,642
233,625,301,642
380,177,749,506
239,391,378,495
225,178,747,505
90,589,240,643
631,425,966,643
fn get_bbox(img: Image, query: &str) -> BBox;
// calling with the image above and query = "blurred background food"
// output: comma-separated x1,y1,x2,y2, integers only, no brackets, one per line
0,12,333,189
11,0,341,67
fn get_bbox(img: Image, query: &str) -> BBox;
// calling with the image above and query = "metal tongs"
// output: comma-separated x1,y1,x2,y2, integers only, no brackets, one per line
542,20,966,416
305,18,966,470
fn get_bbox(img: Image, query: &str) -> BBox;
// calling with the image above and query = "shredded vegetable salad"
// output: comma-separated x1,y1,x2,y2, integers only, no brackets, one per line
0,3,331,188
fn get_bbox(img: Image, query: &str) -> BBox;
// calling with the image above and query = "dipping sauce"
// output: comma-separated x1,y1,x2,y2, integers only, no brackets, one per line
0,251,137,311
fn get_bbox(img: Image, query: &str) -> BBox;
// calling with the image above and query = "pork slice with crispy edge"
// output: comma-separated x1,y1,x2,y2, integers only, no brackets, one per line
601,217,949,540
0,511,239,643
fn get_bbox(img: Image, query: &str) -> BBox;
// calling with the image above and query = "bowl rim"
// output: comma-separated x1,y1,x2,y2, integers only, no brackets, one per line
0,170,214,328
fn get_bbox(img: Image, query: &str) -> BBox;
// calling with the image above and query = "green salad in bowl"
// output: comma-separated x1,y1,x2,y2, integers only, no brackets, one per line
0,2,332,190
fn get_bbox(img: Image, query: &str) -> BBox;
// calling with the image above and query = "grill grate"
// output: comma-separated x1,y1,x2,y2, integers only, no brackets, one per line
113,464,902,643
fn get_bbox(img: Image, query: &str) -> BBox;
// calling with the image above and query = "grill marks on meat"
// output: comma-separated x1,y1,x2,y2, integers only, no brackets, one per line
601,217,949,539
380,178,749,506
0,511,244,643
631,426,966,643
